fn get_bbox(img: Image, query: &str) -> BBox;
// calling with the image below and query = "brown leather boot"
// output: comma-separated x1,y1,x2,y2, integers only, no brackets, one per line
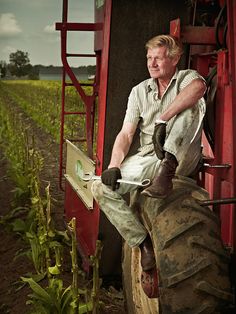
139,235,156,271
141,152,178,198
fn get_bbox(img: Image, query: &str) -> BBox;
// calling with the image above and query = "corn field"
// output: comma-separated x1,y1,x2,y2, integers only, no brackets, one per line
0,80,119,314
0,80,93,144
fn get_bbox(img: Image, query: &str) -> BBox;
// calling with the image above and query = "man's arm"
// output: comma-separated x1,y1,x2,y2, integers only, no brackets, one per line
153,78,206,160
108,122,137,169
159,78,206,122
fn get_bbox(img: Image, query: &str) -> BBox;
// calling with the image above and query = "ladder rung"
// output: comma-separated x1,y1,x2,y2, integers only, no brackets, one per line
80,83,94,87
65,82,94,87
66,138,86,142
55,22,102,32
67,53,96,57
64,111,86,115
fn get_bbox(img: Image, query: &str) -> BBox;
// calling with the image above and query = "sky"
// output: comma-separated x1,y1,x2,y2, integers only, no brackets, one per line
0,0,95,67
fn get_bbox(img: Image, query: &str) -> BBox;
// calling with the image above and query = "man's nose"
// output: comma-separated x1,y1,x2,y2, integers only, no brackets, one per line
150,59,157,67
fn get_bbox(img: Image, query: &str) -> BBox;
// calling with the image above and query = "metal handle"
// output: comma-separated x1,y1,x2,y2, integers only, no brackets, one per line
81,174,150,187
116,178,150,187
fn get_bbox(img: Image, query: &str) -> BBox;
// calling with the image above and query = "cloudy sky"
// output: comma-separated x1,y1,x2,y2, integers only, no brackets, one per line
0,0,95,66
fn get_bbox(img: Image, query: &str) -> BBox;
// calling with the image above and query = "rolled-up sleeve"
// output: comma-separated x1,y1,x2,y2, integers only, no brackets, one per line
123,87,140,125
179,70,206,90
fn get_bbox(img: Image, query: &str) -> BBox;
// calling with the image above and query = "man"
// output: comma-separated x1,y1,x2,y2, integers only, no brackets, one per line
91,35,206,271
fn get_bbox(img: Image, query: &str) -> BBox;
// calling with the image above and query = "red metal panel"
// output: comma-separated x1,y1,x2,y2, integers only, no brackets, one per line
55,22,102,31
94,1,105,51
170,1,235,250
95,0,112,175
181,26,221,45
170,18,180,38
216,53,234,245
64,181,100,271
223,0,236,249
170,18,219,45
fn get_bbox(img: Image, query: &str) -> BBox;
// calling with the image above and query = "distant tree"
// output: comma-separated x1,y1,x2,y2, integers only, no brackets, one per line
28,65,39,80
0,61,7,78
87,65,96,75
8,50,32,77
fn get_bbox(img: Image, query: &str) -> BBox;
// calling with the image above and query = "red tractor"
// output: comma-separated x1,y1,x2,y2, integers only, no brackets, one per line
56,0,235,312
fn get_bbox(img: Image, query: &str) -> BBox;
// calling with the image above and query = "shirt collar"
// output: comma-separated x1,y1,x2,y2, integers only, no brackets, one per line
146,68,179,93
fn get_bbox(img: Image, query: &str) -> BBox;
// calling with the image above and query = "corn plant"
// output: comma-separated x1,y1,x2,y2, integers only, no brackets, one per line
0,89,66,275
22,218,103,314
0,86,44,205
0,80,102,312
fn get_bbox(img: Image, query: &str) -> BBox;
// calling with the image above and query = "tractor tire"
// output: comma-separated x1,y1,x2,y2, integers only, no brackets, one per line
122,176,233,314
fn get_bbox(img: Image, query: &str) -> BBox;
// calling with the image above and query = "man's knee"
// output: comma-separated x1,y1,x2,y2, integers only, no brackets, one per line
91,180,104,202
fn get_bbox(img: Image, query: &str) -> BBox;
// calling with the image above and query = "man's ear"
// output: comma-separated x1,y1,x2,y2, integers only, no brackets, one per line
172,55,181,66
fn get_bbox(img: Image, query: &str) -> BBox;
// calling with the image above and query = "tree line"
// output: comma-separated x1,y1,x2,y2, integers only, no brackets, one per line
0,50,96,80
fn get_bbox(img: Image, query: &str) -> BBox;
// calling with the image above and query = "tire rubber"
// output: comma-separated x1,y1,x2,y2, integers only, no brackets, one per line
122,176,233,314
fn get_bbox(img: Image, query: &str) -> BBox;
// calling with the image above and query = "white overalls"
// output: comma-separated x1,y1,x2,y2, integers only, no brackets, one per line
92,69,206,247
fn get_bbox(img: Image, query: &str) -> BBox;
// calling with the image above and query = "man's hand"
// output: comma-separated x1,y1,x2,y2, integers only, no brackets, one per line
101,167,122,191
152,120,167,160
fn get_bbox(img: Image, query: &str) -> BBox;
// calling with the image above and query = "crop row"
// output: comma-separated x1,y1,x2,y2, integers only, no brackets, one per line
0,80,93,150
0,81,102,313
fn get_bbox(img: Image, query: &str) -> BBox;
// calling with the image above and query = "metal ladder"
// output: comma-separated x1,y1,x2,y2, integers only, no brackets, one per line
56,0,102,189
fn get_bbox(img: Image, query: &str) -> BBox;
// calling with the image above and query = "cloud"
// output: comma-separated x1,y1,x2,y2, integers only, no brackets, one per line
43,23,60,43
44,24,56,34
2,45,16,54
0,13,22,37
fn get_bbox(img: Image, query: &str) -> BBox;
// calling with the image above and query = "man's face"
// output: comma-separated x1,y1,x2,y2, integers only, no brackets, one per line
147,46,179,80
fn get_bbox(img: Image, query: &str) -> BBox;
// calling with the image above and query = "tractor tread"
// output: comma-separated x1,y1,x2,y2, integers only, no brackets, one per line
123,177,233,314
196,281,234,302
188,235,230,261
164,258,211,288
191,302,215,314
182,199,220,225
156,188,188,214
161,220,203,249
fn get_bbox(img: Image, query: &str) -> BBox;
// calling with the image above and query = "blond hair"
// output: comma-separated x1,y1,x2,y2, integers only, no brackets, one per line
145,35,183,58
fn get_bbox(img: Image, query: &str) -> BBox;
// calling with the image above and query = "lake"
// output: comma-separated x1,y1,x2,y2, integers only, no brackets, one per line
39,73,90,81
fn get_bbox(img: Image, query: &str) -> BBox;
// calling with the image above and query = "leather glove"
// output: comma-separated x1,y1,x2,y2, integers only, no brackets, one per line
152,120,167,160
101,167,122,191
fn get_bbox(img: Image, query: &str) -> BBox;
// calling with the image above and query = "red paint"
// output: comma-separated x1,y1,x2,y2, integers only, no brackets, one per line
170,0,235,250
58,0,235,267
95,0,112,175
56,0,112,265
64,181,100,271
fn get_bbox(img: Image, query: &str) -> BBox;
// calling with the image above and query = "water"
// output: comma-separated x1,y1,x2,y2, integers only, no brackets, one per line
39,73,90,81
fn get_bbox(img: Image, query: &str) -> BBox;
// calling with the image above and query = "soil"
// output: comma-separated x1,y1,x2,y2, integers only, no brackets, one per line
0,93,126,313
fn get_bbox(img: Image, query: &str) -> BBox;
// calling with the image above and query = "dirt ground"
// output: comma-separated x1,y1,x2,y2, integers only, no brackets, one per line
0,94,126,313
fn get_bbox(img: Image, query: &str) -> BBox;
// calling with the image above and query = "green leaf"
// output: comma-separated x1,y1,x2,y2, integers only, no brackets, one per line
48,230,55,238
55,230,70,241
48,241,62,248
78,301,93,314
61,286,73,312
31,196,39,204
70,299,78,309
21,277,52,304
14,248,31,261
48,265,60,275
31,272,46,283
11,218,27,232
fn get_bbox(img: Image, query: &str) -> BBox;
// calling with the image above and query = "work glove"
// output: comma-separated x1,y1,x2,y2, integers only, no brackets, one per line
152,120,167,160
101,167,122,191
